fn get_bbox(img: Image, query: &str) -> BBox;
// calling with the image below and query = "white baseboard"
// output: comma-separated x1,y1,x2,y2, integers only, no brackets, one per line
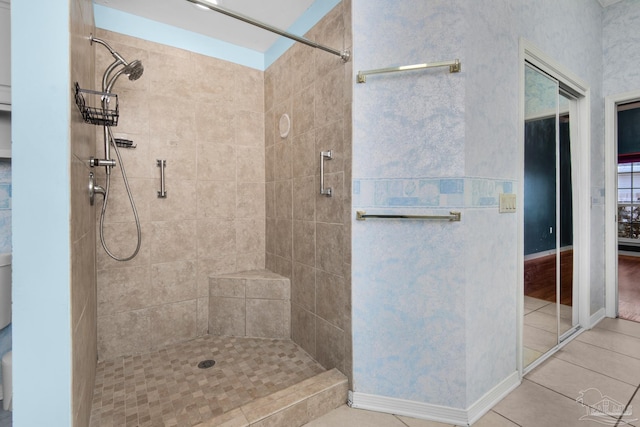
348,371,521,427
590,308,606,328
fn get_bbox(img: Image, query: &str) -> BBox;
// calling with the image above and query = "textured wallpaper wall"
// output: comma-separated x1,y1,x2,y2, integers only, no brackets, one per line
352,0,605,410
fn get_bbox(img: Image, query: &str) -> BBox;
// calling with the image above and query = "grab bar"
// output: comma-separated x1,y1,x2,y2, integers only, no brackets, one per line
356,211,461,222
157,159,167,198
357,59,461,83
320,150,333,197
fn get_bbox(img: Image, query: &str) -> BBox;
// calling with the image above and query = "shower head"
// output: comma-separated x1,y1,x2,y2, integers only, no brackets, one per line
123,60,144,81
91,34,144,89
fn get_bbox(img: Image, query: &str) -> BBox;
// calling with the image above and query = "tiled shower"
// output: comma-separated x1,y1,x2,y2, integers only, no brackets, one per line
93,0,352,390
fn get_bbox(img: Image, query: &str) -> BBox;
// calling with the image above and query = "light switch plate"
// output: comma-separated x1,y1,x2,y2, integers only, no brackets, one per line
499,193,516,213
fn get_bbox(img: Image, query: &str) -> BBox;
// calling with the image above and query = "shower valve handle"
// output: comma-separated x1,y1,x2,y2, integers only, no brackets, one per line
89,157,116,168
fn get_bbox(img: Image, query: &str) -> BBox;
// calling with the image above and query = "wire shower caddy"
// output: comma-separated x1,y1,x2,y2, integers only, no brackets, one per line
74,82,119,126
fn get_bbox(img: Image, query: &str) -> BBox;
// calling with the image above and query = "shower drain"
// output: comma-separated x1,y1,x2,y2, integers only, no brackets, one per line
197,359,216,369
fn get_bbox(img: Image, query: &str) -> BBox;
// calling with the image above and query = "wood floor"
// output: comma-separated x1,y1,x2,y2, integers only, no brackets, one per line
619,254,640,322
524,251,640,323
524,250,573,305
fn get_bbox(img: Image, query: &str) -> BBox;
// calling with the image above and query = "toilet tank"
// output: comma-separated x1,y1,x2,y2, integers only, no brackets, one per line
0,253,11,330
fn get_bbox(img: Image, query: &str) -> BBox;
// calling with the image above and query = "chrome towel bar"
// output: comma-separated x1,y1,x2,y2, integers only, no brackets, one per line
356,211,461,222
357,59,461,83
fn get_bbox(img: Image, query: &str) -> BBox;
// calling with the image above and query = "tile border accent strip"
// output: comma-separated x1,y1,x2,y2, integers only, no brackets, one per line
353,177,516,209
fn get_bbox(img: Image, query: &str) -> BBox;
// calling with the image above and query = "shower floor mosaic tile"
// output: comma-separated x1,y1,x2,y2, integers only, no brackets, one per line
89,335,326,427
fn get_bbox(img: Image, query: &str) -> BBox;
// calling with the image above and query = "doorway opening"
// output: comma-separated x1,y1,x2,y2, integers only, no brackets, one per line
605,95,640,322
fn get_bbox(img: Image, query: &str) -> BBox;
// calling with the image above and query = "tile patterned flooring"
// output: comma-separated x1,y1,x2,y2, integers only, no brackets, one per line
306,317,640,427
89,335,325,427
523,296,575,367
3,318,639,426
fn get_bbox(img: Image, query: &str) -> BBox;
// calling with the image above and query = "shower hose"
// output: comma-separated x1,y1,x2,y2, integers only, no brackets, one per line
98,126,142,261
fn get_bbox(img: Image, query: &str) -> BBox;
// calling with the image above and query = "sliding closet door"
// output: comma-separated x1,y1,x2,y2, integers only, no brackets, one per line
523,64,580,370
523,64,560,368
558,92,577,338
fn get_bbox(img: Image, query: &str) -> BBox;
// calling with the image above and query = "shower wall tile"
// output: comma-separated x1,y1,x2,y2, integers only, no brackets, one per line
209,297,245,336
275,180,293,219
149,179,197,221
315,69,344,128
236,219,265,254
292,304,316,357
293,220,316,267
196,255,236,298
290,43,316,95
98,177,151,224
235,68,264,113
196,143,236,181
147,50,197,100
236,252,266,272
310,6,346,79
315,318,344,372
191,55,236,104
237,182,265,219
316,223,344,276
196,181,236,219
236,145,265,182
293,176,315,221
273,100,293,143
274,219,293,258
264,1,352,383
196,102,235,144
235,110,264,146
96,30,265,359
197,297,209,336
149,300,197,350
265,145,275,183
271,53,293,107
98,309,150,360
274,141,293,181
108,132,153,179
196,219,236,256
246,299,289,338
316,270,347,330
265,182,276,219
292,131,316,178
150,260,197,305
150,135,197,182
113,89,151,136
149,94,196,145
316,172,344,224
264,70,275,113
97,265,151,316
292,262,316,312
71,8,97,418
293,85,316,138
96,221,151,270
150,220,197,263
316,120,344,174
265,109,276,148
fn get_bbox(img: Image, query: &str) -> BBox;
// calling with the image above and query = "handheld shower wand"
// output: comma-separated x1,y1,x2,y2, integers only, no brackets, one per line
91,35,144,261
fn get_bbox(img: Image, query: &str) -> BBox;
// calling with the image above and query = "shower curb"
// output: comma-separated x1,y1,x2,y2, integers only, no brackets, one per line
195,368,348,427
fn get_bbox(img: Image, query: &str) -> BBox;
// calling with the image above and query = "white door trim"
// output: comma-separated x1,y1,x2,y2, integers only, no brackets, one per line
604,89,640,318
518,38,592,377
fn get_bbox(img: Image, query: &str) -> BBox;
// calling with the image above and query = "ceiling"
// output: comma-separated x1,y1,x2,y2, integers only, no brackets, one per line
93,0,317,52
94,0,624,54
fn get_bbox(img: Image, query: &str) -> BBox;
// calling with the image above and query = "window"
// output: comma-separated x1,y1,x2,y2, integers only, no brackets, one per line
618,162,640,240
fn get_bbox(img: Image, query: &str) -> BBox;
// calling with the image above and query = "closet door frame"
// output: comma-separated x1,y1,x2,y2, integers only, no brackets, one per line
518,39,592,377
